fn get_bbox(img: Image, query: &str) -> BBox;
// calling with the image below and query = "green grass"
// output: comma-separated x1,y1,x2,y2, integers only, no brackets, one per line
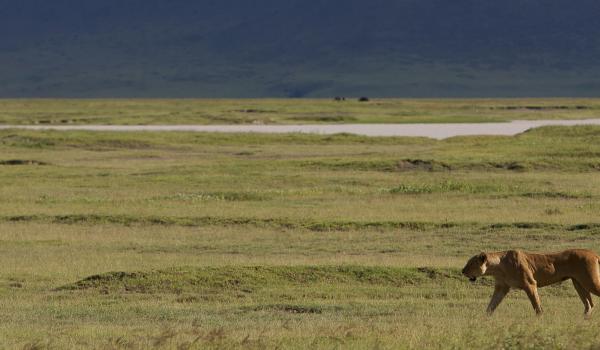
1,98,600,125
1,120,600,348
59,266,462,293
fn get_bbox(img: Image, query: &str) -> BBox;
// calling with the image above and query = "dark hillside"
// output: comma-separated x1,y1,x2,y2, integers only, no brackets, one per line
2,0,600,97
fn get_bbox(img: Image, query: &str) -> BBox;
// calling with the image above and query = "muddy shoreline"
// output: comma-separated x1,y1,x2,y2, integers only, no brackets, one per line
1,119,600,139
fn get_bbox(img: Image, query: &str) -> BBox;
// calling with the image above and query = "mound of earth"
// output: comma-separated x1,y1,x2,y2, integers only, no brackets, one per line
58,266,462,294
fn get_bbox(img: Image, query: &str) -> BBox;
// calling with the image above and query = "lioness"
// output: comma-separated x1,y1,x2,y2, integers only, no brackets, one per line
462,249,600,316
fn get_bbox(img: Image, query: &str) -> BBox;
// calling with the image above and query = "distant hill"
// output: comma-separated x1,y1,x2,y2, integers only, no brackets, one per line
2,0,600,97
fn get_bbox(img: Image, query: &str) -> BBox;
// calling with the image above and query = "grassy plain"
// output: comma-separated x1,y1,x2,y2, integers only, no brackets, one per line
1,98,600,125
0,122,600,348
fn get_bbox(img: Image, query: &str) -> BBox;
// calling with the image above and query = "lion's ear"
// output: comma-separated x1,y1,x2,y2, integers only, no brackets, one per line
478,252,488,262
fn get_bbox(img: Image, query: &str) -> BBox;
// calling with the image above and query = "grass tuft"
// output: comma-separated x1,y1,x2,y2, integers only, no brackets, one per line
0,159,48,166
157,192,269,202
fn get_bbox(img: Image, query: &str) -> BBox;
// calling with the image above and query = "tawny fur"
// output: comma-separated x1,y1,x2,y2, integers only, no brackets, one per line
462,249,600,316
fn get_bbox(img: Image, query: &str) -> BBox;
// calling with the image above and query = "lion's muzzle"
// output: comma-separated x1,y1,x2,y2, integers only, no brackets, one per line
462,270,477,282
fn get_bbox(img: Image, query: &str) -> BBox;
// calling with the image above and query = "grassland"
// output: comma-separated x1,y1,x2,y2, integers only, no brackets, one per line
0,123,600,349
1,98,600,125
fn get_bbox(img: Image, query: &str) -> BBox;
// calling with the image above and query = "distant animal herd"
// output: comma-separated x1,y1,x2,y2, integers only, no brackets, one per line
334,96,369,102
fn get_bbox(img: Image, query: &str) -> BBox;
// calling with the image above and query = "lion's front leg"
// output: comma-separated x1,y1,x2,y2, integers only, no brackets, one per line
523,283,543,315
487,284,510,315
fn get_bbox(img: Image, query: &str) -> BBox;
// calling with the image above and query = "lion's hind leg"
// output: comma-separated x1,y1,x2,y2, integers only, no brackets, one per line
574,258,600,298
572,279,594,317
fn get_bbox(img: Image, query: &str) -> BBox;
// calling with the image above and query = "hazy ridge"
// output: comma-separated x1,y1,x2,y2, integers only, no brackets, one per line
3,0,600,97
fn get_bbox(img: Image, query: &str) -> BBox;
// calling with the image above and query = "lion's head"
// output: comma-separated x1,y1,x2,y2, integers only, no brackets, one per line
462,253,488,282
